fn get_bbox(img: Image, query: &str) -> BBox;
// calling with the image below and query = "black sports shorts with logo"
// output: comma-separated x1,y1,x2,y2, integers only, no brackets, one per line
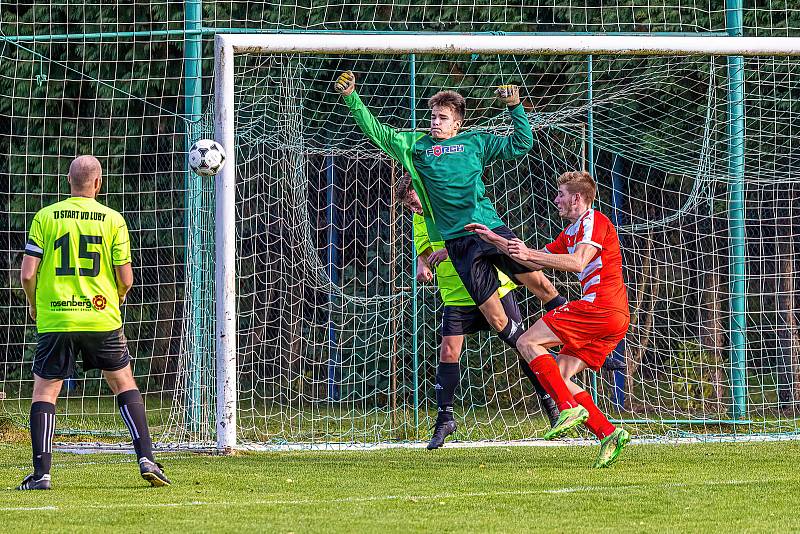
445,225,537,306
441,292,522,337
33,328,131,379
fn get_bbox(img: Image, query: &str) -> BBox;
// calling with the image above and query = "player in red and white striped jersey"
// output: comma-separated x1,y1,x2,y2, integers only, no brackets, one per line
466,170,630,468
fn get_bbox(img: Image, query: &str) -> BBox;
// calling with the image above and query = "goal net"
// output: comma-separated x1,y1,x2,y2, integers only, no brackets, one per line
1,15,799,450
208,34,800,448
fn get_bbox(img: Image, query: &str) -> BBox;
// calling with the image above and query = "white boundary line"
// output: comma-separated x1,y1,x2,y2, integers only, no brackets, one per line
0,478,778,513
54,433,800,455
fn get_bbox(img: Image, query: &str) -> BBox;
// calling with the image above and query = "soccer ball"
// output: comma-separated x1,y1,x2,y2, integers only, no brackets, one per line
188,139,226,176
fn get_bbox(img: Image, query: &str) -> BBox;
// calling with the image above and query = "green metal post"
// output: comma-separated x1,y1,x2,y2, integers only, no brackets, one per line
726,0,747,420
409,53,420,437
185,0,204,433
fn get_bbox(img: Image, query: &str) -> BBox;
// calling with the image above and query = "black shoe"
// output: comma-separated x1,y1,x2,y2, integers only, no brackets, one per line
427,418,457,450
601,356,627,373
540,397,560,428
139,458,171,487
17,473,51,490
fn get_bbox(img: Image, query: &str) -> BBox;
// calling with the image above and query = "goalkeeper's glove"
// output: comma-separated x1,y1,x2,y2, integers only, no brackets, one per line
334,70,356,96
495,84,521,107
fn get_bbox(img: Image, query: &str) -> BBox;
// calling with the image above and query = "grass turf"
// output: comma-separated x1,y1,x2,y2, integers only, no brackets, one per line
1,441,798,532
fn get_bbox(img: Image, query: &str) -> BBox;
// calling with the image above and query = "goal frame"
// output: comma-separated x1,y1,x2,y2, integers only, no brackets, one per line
212,32,800,451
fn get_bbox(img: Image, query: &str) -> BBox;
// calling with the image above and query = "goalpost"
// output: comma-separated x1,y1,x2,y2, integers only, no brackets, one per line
212,33,800,451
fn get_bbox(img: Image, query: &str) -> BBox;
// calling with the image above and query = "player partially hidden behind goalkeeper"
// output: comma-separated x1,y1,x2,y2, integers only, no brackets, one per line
397,174,560,448
18,155,170,489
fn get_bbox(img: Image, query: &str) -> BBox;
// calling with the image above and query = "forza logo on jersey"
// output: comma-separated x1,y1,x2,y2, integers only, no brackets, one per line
426,144,464,157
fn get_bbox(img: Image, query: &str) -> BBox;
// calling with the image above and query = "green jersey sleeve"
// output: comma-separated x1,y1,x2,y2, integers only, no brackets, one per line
481,104,534,163
413,213,433,255
343,91,419,163
111,216,132,265
343,90,444,243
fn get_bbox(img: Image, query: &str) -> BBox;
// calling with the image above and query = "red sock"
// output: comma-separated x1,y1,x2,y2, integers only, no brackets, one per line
574,391,615,439
528,355,578,411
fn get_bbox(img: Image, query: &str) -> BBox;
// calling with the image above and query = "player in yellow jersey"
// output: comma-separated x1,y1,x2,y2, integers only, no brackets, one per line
397,174,562,449
17,155,169,490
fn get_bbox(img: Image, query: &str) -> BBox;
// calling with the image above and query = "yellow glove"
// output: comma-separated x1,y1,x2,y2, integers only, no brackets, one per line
334,70,356,96
495,84,520,106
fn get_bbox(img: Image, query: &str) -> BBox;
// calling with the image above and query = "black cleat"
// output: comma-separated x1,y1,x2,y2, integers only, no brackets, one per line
601,356,627,373
17,473,51,490
541,397,561,428
139,458,171,487
427,418,457,450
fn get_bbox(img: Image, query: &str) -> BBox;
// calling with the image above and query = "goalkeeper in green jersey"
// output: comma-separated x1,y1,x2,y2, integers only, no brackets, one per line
17,155,169,490
397,174,560,448
336,71,569,441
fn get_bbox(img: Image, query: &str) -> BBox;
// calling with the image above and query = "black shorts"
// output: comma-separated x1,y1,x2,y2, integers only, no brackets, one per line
33,328,131,380
441,292,522,337
445,225,536,306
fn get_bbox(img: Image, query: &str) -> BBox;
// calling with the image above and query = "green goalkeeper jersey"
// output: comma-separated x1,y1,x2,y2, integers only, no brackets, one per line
24,196,132,333
414,214,515,307
344,91,533,241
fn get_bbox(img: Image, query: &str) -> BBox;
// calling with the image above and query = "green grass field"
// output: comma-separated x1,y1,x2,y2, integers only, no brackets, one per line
1,441,799,532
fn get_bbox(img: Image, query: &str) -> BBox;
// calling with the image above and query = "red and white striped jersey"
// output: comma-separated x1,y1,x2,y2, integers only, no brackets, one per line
545,209,629,314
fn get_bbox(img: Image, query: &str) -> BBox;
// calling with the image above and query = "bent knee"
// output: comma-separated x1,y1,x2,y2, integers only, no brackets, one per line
439,347,461,363
439,337,463,363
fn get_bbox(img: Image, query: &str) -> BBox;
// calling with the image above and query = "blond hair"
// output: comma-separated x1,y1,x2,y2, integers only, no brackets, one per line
558,170,596,205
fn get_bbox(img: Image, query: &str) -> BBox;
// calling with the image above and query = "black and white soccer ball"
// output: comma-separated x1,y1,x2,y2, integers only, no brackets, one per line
188,139,226,176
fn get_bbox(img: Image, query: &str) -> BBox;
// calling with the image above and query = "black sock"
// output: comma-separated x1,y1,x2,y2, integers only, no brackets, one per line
544,295,567,312
117,389,154,462
435,362,460,421
30,401,55,477
517,357,560,426
497,318,526,350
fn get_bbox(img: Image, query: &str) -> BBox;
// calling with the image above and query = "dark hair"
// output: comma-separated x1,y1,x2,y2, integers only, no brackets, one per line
557,170,597,205
395,172,413,205
428,90,466,121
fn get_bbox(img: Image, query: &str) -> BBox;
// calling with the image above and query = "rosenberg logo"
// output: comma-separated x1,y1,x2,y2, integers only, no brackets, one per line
50,295,93,311
426,144,464,157
50,294,108,311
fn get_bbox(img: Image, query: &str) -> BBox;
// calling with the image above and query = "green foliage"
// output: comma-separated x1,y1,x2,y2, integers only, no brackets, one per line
2,2,800,427
666,341,724,414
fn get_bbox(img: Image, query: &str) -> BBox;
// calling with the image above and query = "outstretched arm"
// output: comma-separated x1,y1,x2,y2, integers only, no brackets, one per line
335,70,416,162
464,223,545,271
509,240,597,274
482,84,534,162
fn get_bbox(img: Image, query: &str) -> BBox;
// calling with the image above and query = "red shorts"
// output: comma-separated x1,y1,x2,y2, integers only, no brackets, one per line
541,300,629,372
